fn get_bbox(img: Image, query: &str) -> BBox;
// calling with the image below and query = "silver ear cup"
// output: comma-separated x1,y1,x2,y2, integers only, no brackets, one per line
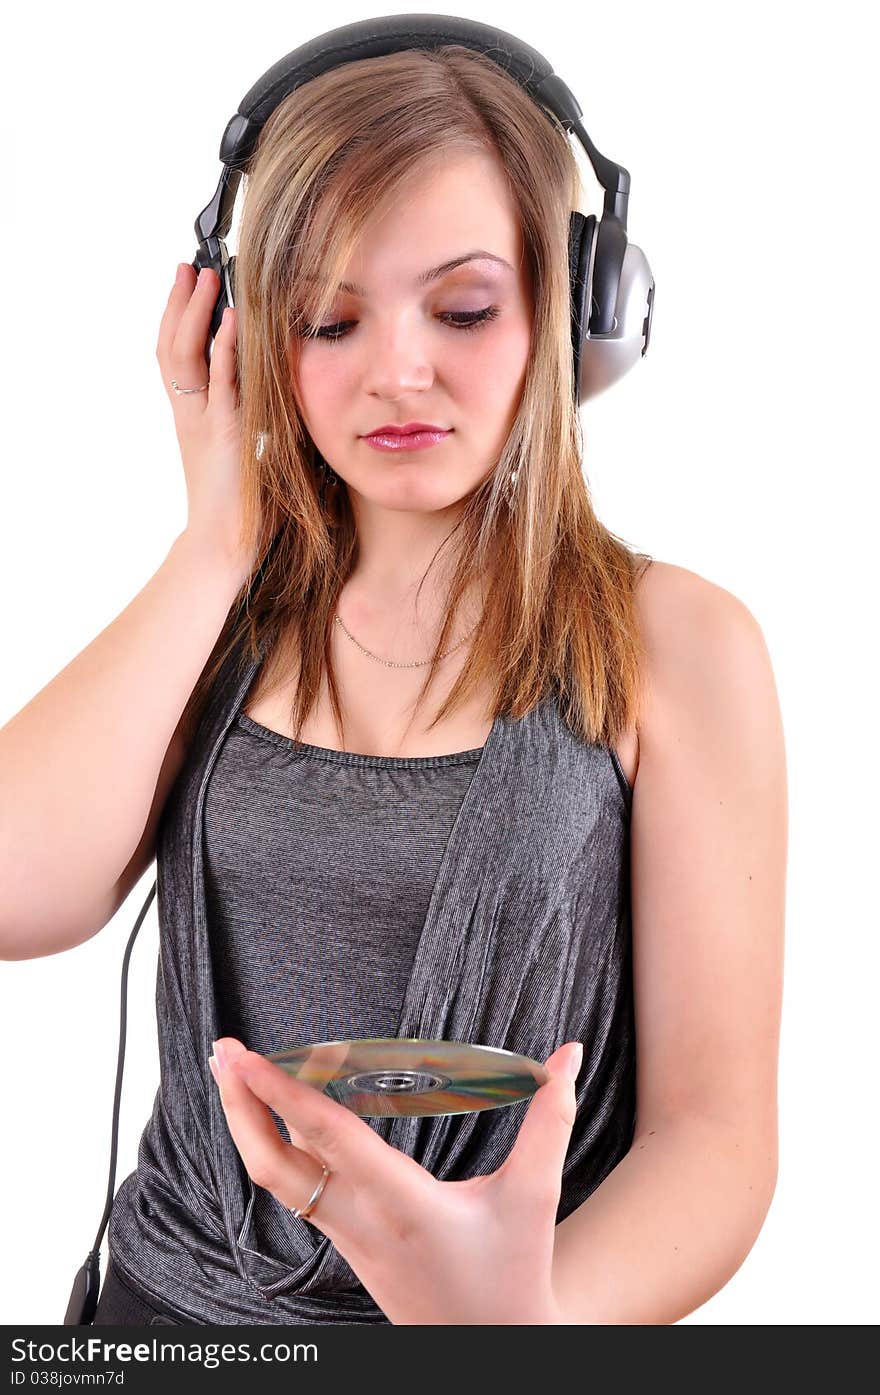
578,242,655,402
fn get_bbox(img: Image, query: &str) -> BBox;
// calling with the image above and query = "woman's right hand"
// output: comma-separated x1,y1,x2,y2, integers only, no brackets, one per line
156,263,255,574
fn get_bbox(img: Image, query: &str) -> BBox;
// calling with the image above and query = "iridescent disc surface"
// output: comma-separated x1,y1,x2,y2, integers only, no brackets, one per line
266,1038,550,1117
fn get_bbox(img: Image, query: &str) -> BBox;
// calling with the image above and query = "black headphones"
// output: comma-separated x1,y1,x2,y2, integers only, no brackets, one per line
64,13,654,1325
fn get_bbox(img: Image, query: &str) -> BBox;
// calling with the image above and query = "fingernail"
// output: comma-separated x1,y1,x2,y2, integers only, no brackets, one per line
212,1039,227,1069
208,1055,220,1083
175,263,188,284
566,1043,583,1080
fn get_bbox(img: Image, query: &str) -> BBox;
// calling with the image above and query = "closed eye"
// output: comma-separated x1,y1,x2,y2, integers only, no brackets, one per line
305,306,500,343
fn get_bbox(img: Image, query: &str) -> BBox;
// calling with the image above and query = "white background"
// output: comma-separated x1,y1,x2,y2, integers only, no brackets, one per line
1,0,876,1326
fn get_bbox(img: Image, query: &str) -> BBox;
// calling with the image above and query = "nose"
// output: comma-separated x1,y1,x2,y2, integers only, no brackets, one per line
360,317,435,399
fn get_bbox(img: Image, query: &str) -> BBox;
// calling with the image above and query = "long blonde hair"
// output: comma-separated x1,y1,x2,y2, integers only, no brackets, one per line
179,44,653,754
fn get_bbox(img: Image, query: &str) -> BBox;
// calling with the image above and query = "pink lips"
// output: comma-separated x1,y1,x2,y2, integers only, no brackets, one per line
362,426,452,452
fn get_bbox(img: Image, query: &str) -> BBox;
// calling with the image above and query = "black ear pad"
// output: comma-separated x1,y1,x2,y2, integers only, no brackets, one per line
568,211,596,400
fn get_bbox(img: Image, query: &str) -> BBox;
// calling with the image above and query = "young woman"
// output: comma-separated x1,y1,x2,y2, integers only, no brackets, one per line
1,39,786,1326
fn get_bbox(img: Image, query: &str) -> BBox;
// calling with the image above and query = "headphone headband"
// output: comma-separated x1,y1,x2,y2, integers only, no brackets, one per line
227,15,626,212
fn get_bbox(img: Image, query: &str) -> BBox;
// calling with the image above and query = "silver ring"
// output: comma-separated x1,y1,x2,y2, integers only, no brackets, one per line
170,379,209,395
289,1163,331,1220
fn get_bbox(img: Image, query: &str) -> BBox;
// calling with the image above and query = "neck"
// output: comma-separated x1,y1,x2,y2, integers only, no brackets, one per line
346,492,470,605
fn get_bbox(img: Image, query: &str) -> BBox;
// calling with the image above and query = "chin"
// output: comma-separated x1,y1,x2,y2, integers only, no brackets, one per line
362,480,468,513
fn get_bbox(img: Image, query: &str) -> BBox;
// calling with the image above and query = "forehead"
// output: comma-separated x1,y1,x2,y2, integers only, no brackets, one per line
340,151,523,293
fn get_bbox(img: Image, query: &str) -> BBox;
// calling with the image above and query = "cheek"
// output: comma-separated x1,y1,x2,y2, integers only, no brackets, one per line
461,324,531,408
296,353,350,424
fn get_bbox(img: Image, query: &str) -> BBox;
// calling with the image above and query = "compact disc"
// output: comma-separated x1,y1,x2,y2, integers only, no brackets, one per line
266,1038,550,1117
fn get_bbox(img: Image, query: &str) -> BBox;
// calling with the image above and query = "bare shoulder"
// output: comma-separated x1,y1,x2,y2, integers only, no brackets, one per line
635,557,762,641
617,559,778,795
633,559,772,726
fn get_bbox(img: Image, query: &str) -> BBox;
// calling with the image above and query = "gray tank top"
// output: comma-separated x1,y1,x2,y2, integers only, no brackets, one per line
106,630,635,1325
207,713,486,1065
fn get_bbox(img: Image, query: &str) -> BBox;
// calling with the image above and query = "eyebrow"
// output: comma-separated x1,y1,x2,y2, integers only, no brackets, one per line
337,251,512,296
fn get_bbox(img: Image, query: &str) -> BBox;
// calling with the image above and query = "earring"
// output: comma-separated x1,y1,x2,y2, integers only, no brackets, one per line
505,465,519,508
315,452,340,490
314,451,341,521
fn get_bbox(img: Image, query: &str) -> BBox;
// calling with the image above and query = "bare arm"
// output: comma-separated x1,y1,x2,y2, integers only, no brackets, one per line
0,531,249,959
551,564,786,1322
552,1113,776,1324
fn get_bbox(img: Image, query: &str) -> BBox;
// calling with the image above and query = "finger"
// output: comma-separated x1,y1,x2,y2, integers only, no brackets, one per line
212,1040,314,1156
173,265,219,363
206,305,239,415
217,1039,412,1183
266,1041,351,1154
209,1049,340,1226
492,1042,582,1199
156,264,217,401
156,263,200,366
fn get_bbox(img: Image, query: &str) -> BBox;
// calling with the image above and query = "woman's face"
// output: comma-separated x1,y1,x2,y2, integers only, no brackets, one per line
291,150,533,515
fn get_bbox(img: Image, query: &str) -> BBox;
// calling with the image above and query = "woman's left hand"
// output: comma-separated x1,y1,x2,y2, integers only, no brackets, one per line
209,1036,583,1325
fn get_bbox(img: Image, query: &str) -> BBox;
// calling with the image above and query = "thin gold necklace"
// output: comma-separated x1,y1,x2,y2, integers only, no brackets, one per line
333,612,480,669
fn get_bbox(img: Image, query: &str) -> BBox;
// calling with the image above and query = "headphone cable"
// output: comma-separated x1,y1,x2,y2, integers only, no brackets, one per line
63,881,157,1324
